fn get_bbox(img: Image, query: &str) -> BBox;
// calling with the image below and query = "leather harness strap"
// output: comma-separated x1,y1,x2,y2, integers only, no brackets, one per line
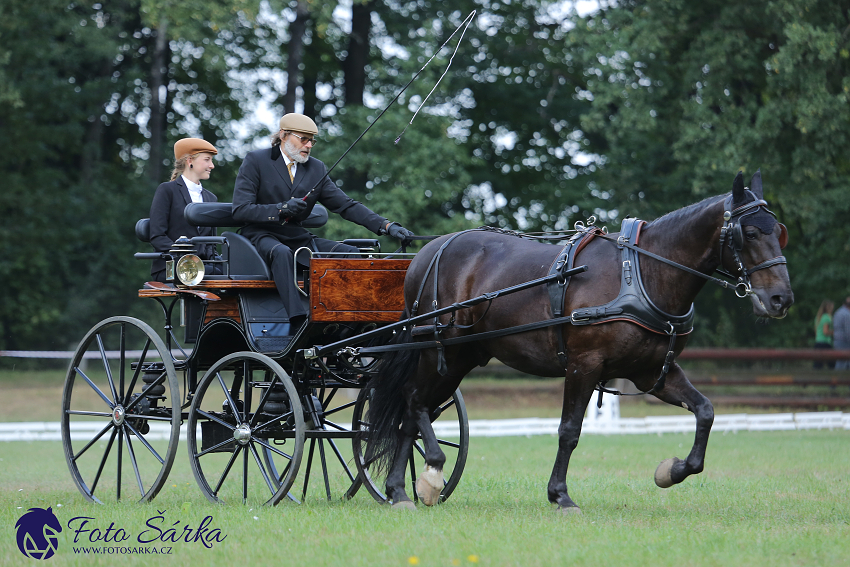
545,227,602,368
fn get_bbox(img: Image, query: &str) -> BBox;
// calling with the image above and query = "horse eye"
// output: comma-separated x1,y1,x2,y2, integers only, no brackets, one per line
745,230,758,241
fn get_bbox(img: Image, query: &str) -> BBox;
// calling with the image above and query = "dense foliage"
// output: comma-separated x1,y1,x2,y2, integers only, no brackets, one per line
1,0,847,351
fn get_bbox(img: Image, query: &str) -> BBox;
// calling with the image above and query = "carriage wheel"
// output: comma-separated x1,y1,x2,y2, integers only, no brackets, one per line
61,317,181,503
187,352,305,505
352,388,469,504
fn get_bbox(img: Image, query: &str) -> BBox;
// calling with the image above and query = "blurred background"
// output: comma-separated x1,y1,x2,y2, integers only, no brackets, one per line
1,0,848,360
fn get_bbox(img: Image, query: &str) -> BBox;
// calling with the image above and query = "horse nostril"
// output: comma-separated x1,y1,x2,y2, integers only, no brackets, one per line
771,294,784,310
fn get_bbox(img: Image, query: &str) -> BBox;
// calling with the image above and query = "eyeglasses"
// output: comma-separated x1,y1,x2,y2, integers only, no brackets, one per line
283,131,317,146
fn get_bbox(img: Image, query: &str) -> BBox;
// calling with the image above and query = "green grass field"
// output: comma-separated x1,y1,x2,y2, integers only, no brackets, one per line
2,430,849,566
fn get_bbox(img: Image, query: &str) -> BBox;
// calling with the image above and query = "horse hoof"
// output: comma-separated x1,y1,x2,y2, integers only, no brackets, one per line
654,457,683,488
557,506,582,515
391,500,416,511
415,465,444,506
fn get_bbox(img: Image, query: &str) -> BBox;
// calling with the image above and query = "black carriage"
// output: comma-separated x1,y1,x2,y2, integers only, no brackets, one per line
60,203,469,506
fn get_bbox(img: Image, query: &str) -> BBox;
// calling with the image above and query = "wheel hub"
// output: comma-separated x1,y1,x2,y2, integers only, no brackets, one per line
112,405,125,426
233,423,252,445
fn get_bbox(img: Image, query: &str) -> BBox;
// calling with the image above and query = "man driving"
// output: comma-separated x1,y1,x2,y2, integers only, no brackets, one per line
232,113,413,326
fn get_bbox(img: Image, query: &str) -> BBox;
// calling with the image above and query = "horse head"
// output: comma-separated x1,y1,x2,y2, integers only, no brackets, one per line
724,170,793,318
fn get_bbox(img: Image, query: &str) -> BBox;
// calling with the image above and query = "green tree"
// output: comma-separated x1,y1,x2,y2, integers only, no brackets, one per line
566,0,850,346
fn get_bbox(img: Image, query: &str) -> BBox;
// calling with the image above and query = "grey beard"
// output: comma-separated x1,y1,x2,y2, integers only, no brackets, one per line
283,140,309,163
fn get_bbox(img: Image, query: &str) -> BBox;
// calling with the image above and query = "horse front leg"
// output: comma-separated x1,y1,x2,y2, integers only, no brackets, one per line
647,362,715,488
547,371,596,513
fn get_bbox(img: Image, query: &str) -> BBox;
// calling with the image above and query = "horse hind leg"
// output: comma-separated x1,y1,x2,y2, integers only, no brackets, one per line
412,407,446,506
647,363,715,488
385,416,419,510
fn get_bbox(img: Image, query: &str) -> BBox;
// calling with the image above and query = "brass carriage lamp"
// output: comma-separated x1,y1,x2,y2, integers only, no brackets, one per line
165,236,205,286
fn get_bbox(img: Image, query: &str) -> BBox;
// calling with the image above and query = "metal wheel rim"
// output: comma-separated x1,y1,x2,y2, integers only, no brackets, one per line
60,316,181,503
187,352,305,506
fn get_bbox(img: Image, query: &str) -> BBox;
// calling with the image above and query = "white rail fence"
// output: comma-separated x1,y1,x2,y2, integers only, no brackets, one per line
3,411,848,442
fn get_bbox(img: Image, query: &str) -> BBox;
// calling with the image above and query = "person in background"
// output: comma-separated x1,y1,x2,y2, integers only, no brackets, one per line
148,138,219,282
813,299,834,369
833,296,850,370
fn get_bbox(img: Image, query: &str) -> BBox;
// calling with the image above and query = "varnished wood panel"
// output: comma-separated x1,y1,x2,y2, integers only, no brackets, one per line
309,258,410,322
204,296,241,324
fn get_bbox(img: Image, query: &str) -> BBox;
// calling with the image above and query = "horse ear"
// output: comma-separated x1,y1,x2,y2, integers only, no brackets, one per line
732,171,745,203
750,169,763,198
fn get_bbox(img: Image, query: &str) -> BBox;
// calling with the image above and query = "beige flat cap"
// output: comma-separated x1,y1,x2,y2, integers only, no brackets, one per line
174,138,218,160
279,113,318,135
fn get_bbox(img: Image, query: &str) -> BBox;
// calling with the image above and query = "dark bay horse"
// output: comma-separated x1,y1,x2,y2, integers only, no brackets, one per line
365,171,793,512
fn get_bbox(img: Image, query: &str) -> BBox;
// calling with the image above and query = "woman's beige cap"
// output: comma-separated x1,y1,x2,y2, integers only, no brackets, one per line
174,138,218,159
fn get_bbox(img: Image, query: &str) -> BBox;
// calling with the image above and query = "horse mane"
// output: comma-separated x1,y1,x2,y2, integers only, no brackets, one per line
644,193,727,232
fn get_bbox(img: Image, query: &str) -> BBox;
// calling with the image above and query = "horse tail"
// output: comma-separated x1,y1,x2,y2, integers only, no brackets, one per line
363,313,420,477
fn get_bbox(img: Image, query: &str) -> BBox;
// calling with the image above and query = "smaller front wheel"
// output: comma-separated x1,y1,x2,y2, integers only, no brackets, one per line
187,352,305,505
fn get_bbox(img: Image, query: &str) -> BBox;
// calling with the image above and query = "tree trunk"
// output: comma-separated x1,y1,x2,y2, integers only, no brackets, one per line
148,18,169,184
283,1,310,114
343,1,373,106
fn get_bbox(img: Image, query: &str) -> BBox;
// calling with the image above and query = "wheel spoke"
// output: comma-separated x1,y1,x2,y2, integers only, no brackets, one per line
301,438,317,501
212,446,242,496
75,367,115,409
66,410,113,418
125,413,173,422
195,438,236,458
248,374,279,428
119,323,126,401
73,422,114,461
124,421,164,465
323,399,356,417
249,442,276,496
242,444,249,503
413,440,426,459
327,438,356,483
124,372,166,413
253,411,295,434
318,440,332,501
116,427,124,500
321,419,349,432
122,338,151,405
196,409,237,431
253,437,294,460
216,373,243,425
88,427,118,496
437,438,461,449
122,429,146,497
96,334,119,403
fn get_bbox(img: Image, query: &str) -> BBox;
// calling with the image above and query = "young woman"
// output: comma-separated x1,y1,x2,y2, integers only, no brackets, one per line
148,138,219,282
813,299,835,369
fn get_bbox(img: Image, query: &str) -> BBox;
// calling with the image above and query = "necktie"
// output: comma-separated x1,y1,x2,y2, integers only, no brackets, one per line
287,162,295,182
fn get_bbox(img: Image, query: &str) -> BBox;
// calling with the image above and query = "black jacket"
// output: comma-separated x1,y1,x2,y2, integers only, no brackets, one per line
232,146,387,247
148,177,218,276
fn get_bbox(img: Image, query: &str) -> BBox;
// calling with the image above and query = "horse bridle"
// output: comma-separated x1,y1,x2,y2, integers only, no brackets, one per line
718,190,788,298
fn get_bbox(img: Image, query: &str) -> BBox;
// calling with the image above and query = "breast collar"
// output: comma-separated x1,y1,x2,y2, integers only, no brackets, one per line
560,217,695,336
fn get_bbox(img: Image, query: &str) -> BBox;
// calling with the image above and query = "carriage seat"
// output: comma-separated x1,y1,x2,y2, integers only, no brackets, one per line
136,202,331,281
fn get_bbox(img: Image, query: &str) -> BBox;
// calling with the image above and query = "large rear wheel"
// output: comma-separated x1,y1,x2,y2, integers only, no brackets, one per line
61,317,181,503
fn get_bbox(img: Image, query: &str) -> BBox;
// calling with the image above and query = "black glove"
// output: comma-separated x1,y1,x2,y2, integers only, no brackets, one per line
278,198,307,220
386,222,414,240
